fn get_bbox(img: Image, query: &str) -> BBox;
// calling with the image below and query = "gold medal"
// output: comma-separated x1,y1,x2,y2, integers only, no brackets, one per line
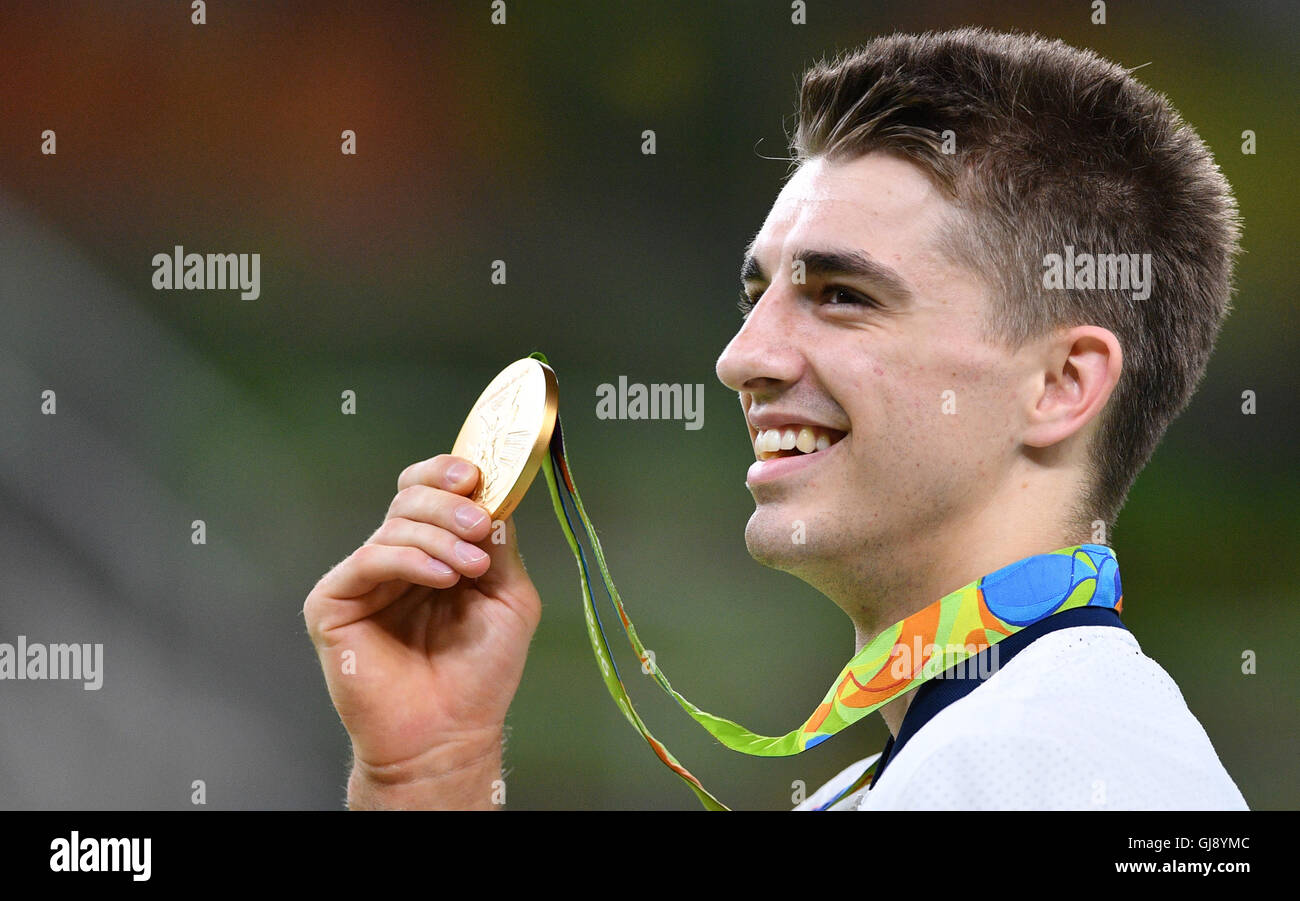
451,358,559,521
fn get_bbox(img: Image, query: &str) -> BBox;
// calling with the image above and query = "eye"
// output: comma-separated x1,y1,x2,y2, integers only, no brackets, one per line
737,289,762,318
823,286,879,308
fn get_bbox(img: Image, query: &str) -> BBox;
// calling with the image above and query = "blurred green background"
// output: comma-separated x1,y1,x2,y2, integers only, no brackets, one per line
0,0,1294,809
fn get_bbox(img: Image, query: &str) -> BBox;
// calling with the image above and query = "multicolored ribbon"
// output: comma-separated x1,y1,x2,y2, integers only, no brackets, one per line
529,352,1124,810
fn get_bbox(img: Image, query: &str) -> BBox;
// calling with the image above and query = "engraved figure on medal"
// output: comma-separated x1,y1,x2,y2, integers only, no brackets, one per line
451,357,558,522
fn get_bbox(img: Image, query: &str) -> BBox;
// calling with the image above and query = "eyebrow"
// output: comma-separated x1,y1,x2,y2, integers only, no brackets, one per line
740,246,914,302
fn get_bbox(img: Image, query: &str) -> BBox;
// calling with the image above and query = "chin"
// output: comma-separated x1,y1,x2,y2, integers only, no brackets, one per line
743,507,809,571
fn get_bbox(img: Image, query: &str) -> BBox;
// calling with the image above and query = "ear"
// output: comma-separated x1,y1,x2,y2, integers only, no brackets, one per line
1022,326,1123,449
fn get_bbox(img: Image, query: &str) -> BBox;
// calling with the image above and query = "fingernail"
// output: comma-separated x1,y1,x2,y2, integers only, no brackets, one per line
454,541,487,564
455,505,487,530
428,557,455,575
446,462,474,485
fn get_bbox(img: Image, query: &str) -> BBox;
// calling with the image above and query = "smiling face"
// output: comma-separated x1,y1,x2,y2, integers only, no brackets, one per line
716,151,1044,613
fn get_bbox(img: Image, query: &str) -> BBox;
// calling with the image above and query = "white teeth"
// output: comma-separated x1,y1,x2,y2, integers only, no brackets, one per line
754,426,841,457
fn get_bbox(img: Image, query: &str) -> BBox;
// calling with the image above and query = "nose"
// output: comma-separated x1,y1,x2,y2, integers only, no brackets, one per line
715,288,804,396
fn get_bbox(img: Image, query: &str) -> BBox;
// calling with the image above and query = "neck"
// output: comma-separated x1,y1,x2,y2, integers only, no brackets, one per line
837,505,1084,738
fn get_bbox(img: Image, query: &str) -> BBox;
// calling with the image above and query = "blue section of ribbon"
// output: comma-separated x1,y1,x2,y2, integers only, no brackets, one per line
979,546,1119,627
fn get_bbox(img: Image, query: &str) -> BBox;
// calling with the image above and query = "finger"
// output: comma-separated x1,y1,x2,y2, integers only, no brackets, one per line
398,454,480,494
385,485,492,542
317,543,462,600
367,517,491,579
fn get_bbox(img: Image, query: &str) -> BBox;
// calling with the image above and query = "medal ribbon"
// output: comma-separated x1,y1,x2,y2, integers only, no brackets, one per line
528,353,1124,810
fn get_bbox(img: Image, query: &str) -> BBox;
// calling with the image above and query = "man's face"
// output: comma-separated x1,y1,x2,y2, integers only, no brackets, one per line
715,151,1031,591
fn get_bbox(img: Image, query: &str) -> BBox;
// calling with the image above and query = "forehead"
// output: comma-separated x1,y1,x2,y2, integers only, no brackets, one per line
750,152,958,283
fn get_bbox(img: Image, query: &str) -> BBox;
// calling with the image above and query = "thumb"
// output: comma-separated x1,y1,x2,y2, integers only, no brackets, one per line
476,515,537,605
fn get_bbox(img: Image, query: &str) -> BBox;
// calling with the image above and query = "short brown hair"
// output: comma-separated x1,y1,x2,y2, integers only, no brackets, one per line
792,27,1241,533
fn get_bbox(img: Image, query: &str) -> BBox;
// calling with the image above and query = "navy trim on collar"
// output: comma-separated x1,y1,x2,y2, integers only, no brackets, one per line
868,605,1127,789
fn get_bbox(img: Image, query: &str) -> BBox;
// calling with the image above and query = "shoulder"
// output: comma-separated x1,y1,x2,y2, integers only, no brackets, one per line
859,626,1248,810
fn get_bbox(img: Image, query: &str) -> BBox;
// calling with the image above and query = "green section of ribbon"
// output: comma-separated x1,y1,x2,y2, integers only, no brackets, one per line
546,424,808,751
531,354,729,809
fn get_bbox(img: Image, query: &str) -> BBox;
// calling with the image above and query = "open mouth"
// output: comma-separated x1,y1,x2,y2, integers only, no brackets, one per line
753,425,847,461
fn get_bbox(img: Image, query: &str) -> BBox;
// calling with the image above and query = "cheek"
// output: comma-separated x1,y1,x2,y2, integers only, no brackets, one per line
930,353,1021,476
866,352,1013,480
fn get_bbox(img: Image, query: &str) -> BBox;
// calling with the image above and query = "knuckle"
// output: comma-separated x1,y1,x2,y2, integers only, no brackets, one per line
389,484,426,513
397,460,421,488
352,543,382,570
302,594,328,642
371,516,406,544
